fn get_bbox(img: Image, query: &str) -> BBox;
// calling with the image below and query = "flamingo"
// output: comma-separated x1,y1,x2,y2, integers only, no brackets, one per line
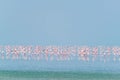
92,47,98,61
5,46,11,59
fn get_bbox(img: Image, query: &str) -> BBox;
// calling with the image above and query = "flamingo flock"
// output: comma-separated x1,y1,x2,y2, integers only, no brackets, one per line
0,45,120,61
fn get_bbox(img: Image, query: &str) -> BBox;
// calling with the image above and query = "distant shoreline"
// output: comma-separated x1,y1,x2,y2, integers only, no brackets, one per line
0,70,120,80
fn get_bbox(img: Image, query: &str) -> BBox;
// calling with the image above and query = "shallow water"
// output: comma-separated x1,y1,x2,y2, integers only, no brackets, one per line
0,71,120,80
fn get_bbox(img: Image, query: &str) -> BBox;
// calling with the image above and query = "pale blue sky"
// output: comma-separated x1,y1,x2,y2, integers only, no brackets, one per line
0,0,120,71
0,0,120,46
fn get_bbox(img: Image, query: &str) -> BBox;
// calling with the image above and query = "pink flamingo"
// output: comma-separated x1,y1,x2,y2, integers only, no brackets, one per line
78,47,89,61
5,46,11,59
33,46,43,60
112,47,120,61
12,46,19,60
92,47,98,61
19,46,28,60
0,46,5,59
